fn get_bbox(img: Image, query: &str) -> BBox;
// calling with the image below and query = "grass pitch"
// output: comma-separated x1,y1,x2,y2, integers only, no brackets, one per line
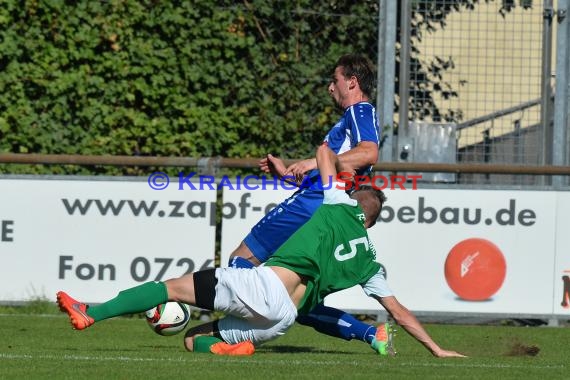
0,312,568,380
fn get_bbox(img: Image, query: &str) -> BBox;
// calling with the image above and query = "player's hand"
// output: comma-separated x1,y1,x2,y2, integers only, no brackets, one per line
432,349,467,358
284,158,316,184
259,154,287,178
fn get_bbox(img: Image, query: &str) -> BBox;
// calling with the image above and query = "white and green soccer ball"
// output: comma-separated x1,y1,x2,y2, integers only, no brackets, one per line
145,302,191,336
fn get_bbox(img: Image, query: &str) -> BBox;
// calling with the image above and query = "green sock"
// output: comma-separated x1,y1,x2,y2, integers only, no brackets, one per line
193,336,223,353
87,281,168,322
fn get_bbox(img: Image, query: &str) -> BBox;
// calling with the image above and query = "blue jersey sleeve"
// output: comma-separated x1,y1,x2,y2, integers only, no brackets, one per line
347,102,380,145
325,102,380,155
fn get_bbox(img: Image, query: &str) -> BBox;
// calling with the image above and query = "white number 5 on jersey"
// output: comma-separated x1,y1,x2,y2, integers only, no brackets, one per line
334,237,369,261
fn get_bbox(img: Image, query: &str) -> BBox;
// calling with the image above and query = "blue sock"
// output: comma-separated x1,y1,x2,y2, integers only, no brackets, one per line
228,256,255,269
296,303,377,343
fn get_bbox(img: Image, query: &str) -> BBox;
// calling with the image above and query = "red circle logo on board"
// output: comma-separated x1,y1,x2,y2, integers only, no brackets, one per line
444,238,506,301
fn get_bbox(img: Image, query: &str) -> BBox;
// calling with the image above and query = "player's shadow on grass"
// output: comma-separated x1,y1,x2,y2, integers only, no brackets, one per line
258,345,357,355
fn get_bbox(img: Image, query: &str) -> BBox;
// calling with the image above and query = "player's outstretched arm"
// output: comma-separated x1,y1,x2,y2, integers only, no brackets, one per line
286,141,377,183
374,295,467,358
261,139,377,186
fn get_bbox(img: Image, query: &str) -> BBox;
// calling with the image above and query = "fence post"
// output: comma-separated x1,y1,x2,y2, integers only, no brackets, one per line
397,0,412,152
377,0,397,165
540,0,554,179
553,0,570,187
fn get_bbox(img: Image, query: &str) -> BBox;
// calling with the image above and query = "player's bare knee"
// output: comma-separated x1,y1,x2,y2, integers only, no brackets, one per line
229,241,251,259
228,242,261,267
164,274,194,302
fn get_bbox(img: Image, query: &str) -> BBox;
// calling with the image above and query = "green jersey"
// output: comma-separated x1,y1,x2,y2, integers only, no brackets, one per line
265,198,381,315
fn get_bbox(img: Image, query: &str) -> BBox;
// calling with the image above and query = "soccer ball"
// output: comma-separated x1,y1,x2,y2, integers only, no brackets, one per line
145,302,191,336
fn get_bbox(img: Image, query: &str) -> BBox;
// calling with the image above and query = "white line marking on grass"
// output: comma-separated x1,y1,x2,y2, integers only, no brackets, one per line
0,353,565,370
0,353,188,363
1,353,188,361
396,361,565,370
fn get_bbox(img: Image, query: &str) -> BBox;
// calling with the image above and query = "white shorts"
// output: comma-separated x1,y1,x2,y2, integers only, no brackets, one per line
214,267,298,346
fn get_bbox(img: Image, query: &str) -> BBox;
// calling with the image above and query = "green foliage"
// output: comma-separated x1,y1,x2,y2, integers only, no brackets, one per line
0,1,381,175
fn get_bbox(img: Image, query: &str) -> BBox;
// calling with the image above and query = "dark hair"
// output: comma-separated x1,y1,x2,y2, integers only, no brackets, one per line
334,54,376,99
350,185,386,228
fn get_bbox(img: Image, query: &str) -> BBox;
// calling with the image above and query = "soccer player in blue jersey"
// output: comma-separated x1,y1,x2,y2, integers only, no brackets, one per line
227,54,390,354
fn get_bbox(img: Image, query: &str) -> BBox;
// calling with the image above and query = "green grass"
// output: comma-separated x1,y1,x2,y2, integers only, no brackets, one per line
0,312,568,380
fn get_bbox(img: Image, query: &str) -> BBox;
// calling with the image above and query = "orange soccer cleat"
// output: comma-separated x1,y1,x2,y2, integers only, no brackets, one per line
56,291,94,330
210,341,255,356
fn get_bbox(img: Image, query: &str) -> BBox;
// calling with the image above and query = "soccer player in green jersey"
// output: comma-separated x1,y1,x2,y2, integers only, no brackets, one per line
57,143,465,358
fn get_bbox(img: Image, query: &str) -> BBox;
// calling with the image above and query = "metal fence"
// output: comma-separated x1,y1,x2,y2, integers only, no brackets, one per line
379,0,570,187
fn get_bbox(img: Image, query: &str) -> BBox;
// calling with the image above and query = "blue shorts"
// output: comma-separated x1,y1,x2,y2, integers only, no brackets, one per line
244,188,324,263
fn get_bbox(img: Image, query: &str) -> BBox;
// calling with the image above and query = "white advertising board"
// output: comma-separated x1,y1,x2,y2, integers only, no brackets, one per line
3,175,568,318
0,178,216,303
221,185,567,316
